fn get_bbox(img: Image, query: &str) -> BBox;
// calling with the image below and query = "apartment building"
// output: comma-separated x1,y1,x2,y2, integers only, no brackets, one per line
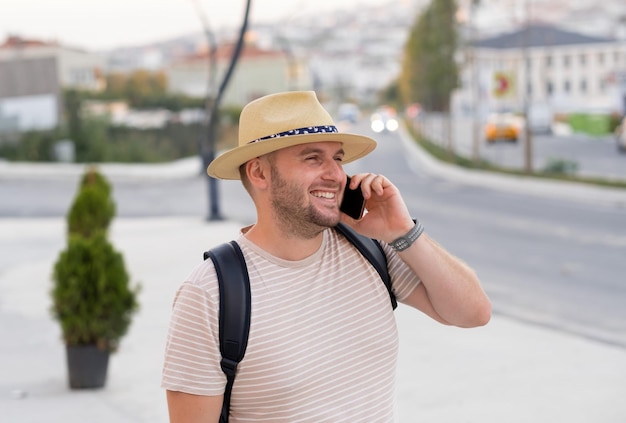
0,36,105,91
0,56,60,133
0,36,105,133
466,24,626,117
166,41,313,107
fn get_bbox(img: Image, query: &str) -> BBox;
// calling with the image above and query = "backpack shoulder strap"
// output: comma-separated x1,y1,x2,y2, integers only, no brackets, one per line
334,223,397,310
204,241,251,423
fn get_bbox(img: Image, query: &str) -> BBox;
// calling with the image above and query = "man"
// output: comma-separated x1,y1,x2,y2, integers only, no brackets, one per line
162,91,491,422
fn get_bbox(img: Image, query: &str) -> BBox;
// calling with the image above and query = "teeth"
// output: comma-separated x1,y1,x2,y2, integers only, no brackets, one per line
312,191,335,199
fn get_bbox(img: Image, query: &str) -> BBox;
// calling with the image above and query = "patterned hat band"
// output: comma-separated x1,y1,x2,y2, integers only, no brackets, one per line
248,125,338,144
207,91,377,180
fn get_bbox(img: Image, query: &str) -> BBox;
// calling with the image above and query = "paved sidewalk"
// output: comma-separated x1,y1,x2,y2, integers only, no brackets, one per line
1,217,625,423
1,132,626,422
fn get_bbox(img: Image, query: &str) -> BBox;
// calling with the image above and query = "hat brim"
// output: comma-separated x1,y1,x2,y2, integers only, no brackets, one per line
207,132,377,180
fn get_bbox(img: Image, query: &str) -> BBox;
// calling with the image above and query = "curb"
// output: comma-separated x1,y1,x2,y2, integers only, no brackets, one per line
0,156,203,181
398,125,626,208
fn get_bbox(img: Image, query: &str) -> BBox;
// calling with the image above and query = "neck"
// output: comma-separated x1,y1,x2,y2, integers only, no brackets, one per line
244,220,325,261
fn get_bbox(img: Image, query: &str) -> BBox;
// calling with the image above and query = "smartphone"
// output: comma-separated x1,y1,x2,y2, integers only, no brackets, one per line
340,176,366,220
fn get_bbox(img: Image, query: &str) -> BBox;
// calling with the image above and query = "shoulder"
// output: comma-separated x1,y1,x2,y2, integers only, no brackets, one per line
171,247,224,309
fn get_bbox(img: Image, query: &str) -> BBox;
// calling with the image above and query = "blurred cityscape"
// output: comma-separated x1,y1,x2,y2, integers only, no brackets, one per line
0,0,625,135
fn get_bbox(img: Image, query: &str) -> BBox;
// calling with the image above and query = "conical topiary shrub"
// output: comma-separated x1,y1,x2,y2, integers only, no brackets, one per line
52,232,138,350
66,166,115,238
51,166,139,389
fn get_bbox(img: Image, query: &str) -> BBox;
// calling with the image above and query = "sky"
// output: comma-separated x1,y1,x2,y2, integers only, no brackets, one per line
0,0,397,51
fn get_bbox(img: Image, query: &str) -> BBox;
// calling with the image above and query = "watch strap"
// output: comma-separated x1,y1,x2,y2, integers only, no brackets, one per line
390,219,424,252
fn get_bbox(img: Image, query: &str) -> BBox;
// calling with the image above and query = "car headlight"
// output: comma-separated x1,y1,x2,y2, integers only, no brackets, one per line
371,120,385,133
385,119,398,132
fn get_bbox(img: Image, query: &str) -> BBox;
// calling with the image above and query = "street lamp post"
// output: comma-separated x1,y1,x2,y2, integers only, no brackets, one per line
191,0,221,221
193,0,252,221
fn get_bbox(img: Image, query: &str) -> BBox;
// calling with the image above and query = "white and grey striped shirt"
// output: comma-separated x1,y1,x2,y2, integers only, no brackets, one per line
162,227,420,422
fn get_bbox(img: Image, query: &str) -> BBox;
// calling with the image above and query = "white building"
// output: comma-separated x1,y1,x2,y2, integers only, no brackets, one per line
0,36,105,133
464,24,626,118
0,36,105,91
0,56,60,133
166,41,313,107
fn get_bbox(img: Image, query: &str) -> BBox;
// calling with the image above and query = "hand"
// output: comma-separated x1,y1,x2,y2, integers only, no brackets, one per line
340,173,414,243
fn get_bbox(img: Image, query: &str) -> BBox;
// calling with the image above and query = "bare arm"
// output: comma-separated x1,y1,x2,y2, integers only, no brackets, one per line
166,390,223,423
342,172,491,327
397,232,491,327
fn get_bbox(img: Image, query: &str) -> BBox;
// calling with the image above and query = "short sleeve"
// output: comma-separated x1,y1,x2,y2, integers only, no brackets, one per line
379,242,422,302
161,280,226,395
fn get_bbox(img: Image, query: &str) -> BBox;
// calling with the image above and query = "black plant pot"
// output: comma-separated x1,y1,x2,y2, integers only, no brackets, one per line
66,345,110,389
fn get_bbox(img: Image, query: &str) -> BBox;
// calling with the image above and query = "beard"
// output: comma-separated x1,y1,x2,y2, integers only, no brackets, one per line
270,166,340,238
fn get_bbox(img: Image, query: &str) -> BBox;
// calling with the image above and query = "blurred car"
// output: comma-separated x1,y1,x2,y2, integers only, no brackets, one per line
527,103,553,134
370,106,399,133
337,103,360,124
615,116,626,153
484,112,521,143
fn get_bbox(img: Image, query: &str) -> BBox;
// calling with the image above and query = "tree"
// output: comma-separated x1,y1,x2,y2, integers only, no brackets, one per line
399,0,459,112
63,89,109,162
104,72,128,98
126,70,167,107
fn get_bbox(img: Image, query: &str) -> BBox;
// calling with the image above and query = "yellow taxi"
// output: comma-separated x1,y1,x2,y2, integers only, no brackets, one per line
484,113,521,143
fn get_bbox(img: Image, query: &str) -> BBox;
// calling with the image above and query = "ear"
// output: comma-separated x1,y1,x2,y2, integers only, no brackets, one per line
245,158,270,189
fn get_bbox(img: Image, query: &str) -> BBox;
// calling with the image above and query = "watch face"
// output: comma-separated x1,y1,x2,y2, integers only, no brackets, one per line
391,221,422,251
392,237,409,251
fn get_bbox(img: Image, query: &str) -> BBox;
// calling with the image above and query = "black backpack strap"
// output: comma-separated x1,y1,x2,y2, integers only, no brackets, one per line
204,241,251,423
334,223,397,310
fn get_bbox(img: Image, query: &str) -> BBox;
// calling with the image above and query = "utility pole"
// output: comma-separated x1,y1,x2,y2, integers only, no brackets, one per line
193,0,252,221
470,0,481,162
522,0,533,174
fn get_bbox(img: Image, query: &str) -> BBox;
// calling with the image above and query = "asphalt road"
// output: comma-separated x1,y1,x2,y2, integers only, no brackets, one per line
364,128,626,348
418,114,626,180
1,123,625,348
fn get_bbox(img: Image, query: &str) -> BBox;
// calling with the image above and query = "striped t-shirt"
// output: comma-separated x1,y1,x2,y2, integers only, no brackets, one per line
162,227,421,422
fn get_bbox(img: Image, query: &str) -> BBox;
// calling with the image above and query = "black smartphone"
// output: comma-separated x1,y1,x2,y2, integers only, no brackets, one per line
340,176,366,220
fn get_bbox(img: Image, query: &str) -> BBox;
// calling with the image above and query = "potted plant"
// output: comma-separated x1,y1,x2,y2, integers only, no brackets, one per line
51,166,139,389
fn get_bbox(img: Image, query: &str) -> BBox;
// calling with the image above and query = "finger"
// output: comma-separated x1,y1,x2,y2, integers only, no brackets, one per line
372,174,386,196
358,173,378,198
363,174,386,197
350,173,388,199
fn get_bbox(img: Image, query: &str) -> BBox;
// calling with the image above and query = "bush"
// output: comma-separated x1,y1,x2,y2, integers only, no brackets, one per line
67,167,115,238
543,158,579,175
79,165,113,196
51,232,139,350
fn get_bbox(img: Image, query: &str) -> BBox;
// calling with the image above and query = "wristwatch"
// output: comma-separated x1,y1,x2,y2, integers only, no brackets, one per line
389,219,424,252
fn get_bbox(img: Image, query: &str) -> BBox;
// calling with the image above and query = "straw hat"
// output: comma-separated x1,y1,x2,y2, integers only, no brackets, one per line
207,91,377,180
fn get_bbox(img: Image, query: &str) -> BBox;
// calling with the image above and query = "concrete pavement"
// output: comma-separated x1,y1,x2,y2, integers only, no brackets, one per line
1,217,625,422
1,132,626,422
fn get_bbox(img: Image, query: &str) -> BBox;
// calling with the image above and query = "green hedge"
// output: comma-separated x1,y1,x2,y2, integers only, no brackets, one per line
568,113,611,135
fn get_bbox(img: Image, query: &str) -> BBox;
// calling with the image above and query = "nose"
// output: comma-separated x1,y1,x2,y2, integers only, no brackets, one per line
321,158,344,183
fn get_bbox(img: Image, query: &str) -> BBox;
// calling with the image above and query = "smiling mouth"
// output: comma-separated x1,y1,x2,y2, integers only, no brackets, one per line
311,190,336,200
